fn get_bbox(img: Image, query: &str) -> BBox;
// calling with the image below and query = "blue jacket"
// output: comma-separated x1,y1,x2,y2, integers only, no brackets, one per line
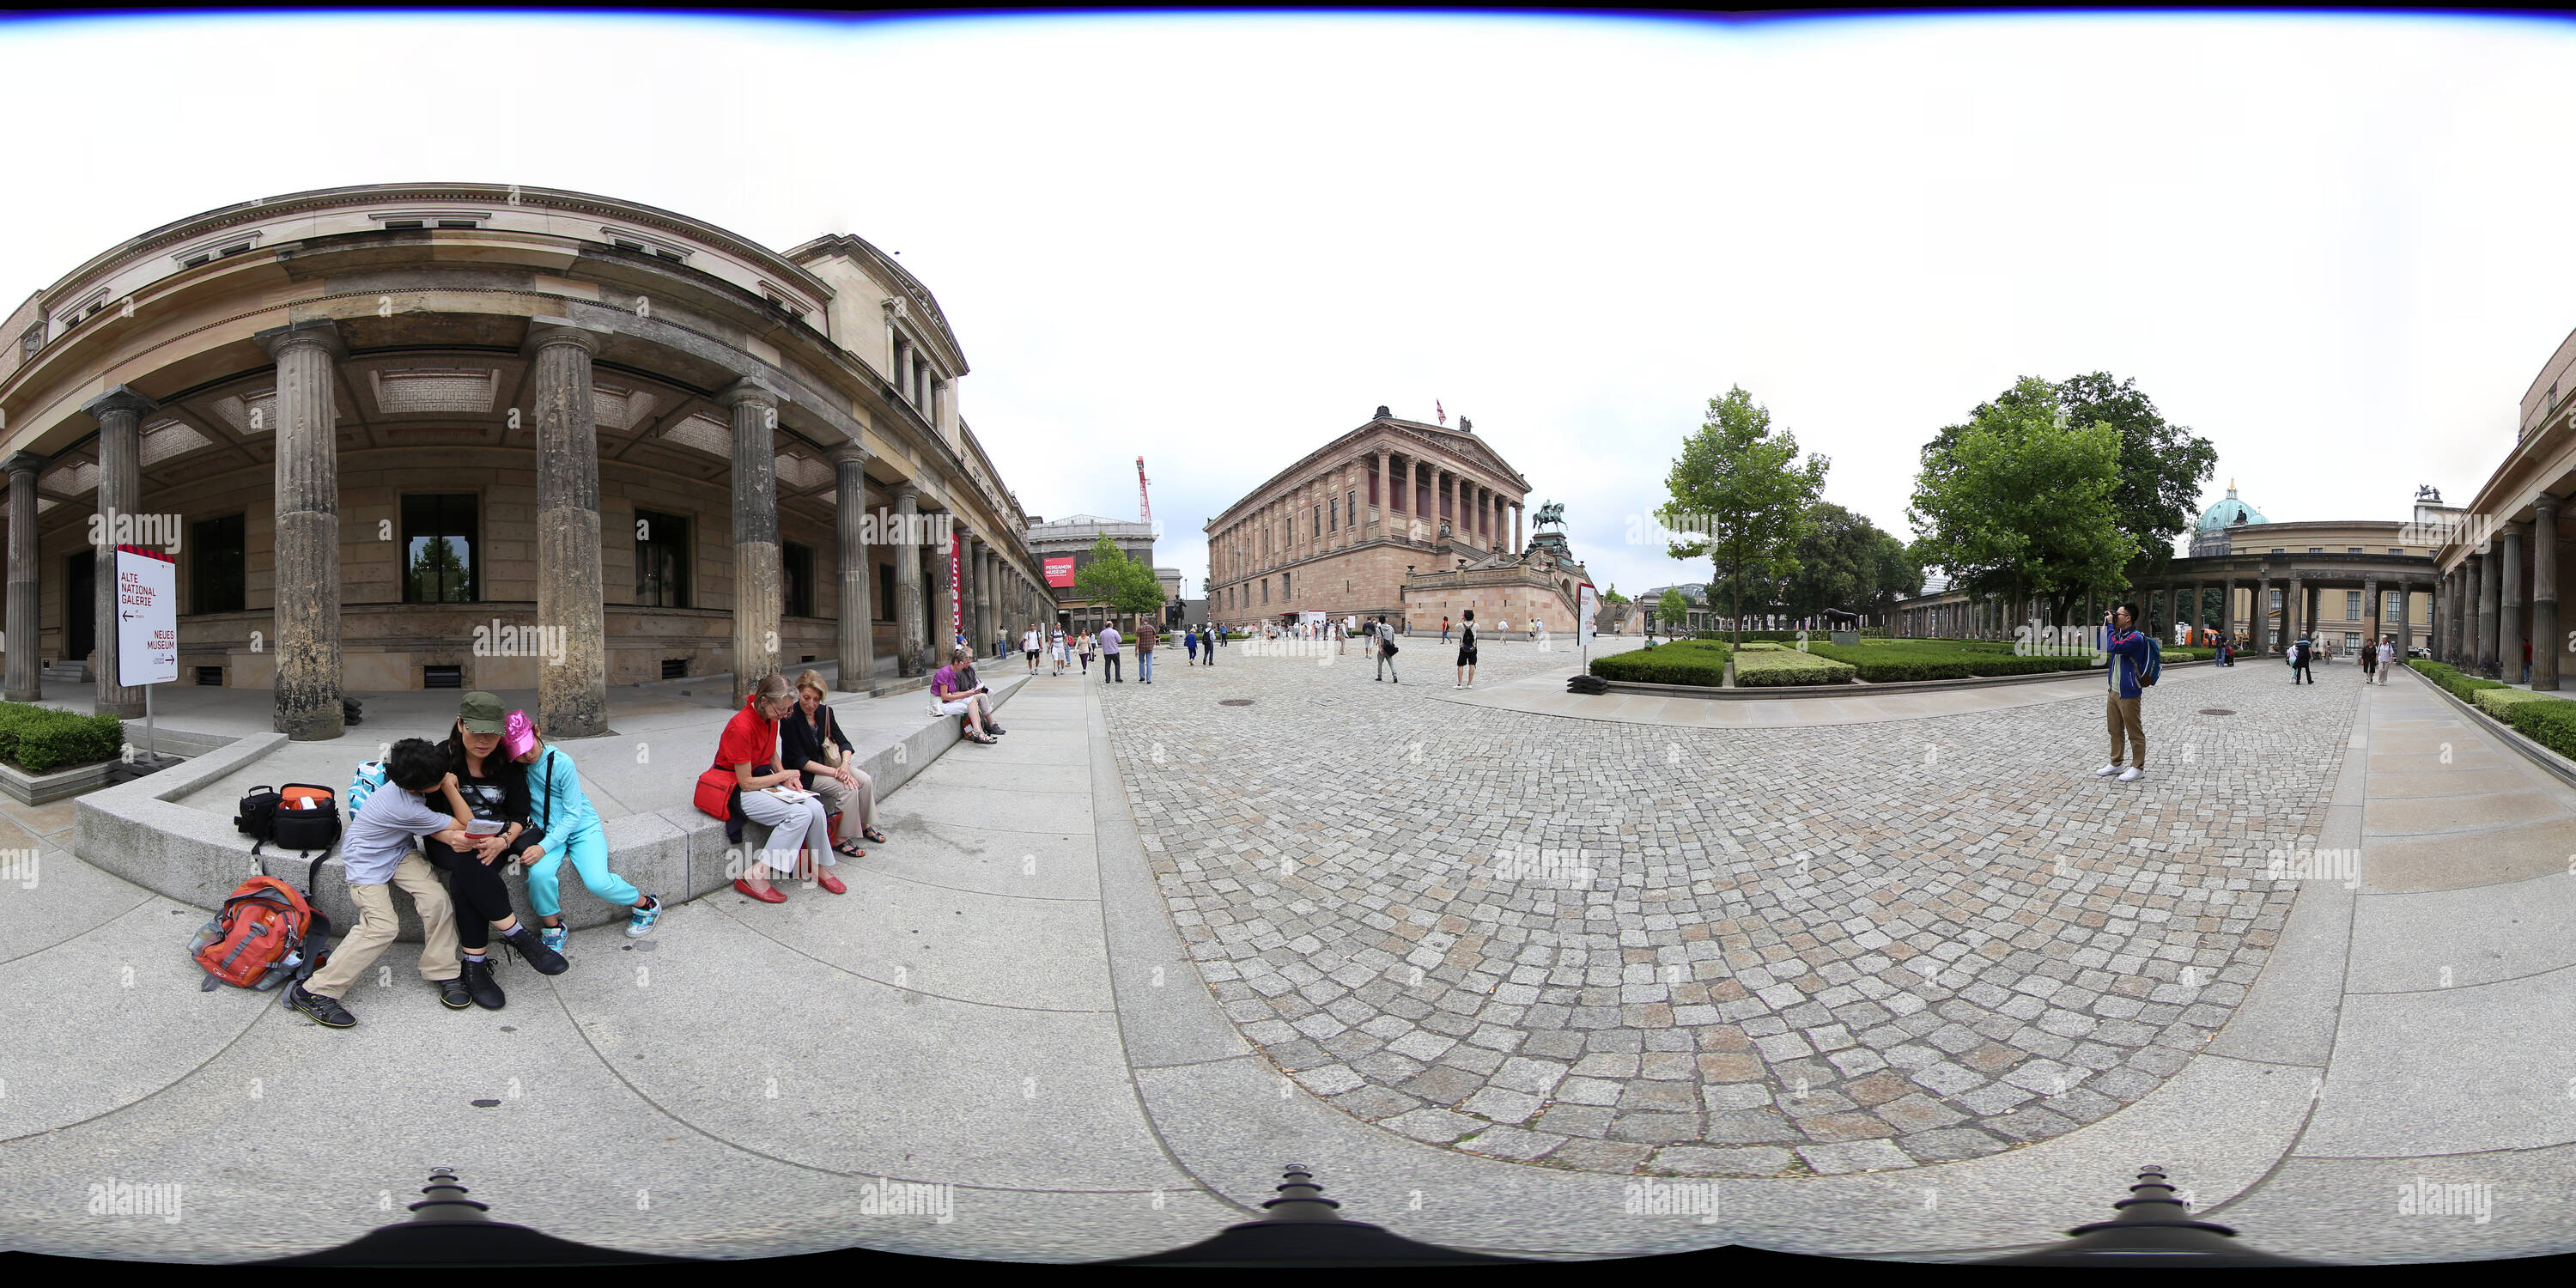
2104,627,2153,699
526,744,602,848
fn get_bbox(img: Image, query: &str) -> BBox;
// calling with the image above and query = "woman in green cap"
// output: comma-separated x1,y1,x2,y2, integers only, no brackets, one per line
421,691,568,1009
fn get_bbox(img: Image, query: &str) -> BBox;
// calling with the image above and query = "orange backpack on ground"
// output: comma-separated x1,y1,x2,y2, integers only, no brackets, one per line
188,855,331,993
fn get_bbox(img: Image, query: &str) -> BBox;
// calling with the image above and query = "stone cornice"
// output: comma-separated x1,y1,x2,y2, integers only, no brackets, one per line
1207,418,1534,531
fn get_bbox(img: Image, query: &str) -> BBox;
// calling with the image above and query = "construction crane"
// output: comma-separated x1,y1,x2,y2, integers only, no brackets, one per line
1137,455,1151,524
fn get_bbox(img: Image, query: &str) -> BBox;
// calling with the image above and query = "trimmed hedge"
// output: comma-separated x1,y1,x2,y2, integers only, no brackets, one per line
1591,639,1730,687
1733,649,1856,686
0,702,127,774
1808,641,2090,682
2496,694,2576,762
2472,687,2563,718
2410,658,2506,703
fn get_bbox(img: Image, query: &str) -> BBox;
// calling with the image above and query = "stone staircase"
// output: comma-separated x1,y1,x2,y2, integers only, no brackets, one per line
42,660,88,684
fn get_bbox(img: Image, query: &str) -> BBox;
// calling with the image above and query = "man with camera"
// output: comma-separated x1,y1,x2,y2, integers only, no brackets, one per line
2093,602,2154,783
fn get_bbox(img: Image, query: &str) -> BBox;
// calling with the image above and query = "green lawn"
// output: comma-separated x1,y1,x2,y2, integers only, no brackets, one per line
1732,648,1856,686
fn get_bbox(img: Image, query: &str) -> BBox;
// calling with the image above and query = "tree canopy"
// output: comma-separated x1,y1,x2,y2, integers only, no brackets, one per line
1908,375,2137,625
1072,535,1165,617
1660,386,1830,647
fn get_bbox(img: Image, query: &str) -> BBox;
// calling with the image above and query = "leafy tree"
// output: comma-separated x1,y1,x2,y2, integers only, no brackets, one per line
1656,588,1692,629
408,535,470,602
1661,386,1830,648
1773,501,1921,623
1599,584,1630,604
1922,372,2215,586
1072,535,1164,622
1908,375,2137,626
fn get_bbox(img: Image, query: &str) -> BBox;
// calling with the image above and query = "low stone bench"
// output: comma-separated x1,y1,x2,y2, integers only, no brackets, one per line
73,675,1024,942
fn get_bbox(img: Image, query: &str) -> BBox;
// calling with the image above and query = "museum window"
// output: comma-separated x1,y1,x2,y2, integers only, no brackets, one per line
190,513,246,615
1283,572,1291,598
1330,498,1338,532
635,507,690,608
2308,547,2322,554
400,493,478,604
2345,591,2361,621
782,542,814,617
1348,489,1357,527
2347,547,2362,555
1261,579,1269,605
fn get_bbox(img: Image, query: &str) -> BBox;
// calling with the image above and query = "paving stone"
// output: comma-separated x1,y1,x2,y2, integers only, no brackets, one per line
1608,1111,1704,1145
1653,1145,1795,1176
1874,1092,1967,1133
1701,1109,1801,1145
1796,1139,1914,1175
1899,1127,2012,1161
1383,1109,1479,1143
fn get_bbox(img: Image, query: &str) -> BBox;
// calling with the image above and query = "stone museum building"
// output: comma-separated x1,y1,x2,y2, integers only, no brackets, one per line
0,182,1050,739
1025,511,1155,636
1204,406,1592,632
2429,325,2576,688
1895,483,2450,656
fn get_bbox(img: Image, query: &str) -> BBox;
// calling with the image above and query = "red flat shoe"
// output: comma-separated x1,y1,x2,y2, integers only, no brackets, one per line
813,866,848,895
733,878,787,903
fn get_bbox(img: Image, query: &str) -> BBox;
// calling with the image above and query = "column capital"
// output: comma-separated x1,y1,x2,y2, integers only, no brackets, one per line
522,317,611,356
3,451,47,479
891,480,920,507
256,318,344,361
81,385,159,422
720,376,789,410
829,440,872,468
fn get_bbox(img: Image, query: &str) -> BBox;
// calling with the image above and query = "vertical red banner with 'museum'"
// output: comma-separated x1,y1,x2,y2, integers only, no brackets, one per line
950,531,963,639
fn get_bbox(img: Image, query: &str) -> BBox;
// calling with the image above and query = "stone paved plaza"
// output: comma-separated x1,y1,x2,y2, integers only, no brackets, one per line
1103,639,2360,1176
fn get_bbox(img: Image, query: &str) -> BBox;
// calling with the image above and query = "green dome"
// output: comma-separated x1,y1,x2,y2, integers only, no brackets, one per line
2196,484,2265,533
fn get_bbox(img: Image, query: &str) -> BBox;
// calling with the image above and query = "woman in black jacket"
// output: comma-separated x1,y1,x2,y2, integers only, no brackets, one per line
422,691,566,1009
781,669,886,858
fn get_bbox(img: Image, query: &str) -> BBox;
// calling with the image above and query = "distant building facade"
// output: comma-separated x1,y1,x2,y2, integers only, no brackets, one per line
1026,513,1153,635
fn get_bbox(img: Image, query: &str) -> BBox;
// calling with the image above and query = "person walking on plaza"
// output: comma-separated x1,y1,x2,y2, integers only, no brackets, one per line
1454,609,1479,690
1078,629,1093,674
1100,621,1124,683
1441,615,1451,643
2093,602,2153,784
1183,625,1200,665
2291,633,2314,684
2378,635,2397,684
1137,620,1157,683
1374,614,1401,683
288,738,472,1028
2360,633,2379,682
1022,625,1041,675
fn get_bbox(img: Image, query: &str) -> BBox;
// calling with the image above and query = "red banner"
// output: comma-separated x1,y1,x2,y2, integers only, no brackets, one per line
1045,556,1076,588
950,532,963,638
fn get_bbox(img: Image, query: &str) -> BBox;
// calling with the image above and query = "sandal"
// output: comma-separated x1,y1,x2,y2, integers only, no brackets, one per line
860,826,888,844
834,838,866,859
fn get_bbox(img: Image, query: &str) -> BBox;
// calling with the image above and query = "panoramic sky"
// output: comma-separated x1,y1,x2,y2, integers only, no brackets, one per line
3,9,2571,601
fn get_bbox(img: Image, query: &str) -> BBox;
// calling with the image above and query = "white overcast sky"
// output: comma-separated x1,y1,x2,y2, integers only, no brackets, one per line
3,9,2571,599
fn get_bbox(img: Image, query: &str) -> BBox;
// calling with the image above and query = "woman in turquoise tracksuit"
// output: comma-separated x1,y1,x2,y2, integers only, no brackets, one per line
505,709,660,952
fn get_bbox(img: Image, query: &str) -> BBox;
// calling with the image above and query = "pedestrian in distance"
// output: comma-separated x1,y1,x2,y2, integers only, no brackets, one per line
2378,635,2397,685
2093,602,2154,783
1100,621,1125,683
2361,633,2379,682
1023,625,1042,674
1184,625,1200,665
2291,634,2314,684
1136,620,1157,683
1441,616,1451,643
1374,614,1401,683
1454,609,1479,689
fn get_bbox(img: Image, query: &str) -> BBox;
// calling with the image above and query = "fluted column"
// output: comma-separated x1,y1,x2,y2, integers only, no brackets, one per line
891,484,924,677
2536,495,2561,691
928,512,956,660
261,321,344,740
525,323,610,737
834,444,872,692
80,386,154,718
2502,523,2528,683
1372,451,1387,534
2221,576,2238,644
2361,575,2380,660
725,379,785,689
2397,578,2415,662
2284,576,2302,653
1513,501,1522,555
3,452,41,702
2478,547,2500,677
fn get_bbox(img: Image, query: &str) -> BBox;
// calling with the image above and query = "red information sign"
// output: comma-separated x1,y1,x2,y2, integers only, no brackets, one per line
950,532,963,638
1044,556,1076,588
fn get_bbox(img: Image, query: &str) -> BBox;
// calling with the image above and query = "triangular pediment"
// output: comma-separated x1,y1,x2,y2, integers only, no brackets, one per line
1382,423,1525,489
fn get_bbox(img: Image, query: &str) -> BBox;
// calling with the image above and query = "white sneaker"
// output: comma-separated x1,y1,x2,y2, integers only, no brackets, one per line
2117,767,2142,782
2093,764,2119,777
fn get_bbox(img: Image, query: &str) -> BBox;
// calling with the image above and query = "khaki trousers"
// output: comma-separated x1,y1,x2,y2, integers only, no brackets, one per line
305,853,461,999
2105,694,2146,769
807,763,876,829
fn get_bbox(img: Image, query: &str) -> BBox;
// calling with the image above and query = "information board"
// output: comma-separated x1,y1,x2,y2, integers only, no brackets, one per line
117,545,179,686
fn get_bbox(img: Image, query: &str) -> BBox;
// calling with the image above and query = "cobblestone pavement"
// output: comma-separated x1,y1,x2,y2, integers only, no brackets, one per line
1102,637,2364,1177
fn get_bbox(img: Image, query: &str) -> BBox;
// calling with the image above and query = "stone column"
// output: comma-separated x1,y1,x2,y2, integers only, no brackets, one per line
4,452,44,703
80,386,153,718
2502,523,2527,684
2397,578,2415,662
2253,574,2270,651
2445,566,2463,664
2478,547,2500,676
262,321,345,740
2362,575,2380,659
2221,577,2238,644
1372,451,1387,533
2284,576,2302,653
1513,502,1523,554
726,379,785,689
892,483,924,677
527,323,610,737
2536,495,2561,690
928,515,956,659
833,444,872,693
982,544,999,651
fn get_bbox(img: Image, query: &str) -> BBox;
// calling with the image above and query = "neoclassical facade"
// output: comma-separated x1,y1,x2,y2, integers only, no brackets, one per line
0,183,1050,738
2430,327,2576,687
1205,408,1588,631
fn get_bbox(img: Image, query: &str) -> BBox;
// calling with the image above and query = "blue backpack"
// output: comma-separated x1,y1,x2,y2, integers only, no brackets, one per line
348,759,390,819
2136,636,2164,688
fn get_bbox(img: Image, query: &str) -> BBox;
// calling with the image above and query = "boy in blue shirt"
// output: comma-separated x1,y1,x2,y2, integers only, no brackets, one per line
290,738,477,1028
2093,602,2154,783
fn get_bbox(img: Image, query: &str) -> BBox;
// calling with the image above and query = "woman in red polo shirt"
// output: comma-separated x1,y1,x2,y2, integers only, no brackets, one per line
719,673,840,902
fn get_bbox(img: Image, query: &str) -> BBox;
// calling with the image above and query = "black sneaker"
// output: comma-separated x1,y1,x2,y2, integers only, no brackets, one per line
462,957,507,1009
502,927,568,976
289,983,356,1028
435,974,472,1010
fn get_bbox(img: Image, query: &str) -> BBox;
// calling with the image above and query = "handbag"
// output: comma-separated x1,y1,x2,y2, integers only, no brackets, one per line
693,767,736,820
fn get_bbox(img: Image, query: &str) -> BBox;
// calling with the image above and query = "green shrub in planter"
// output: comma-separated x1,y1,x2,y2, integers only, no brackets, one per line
1592,640,1730,687
2499,696,2576,762
0,703,129,774
1807,641,2092,682
2473,688,2563,718
1732,650,1856,686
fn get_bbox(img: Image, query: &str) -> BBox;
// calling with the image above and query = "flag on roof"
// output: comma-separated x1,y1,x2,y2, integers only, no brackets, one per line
1437,400,1445,424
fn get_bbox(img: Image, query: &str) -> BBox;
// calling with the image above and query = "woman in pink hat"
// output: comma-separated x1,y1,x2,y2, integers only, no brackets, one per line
507,709,659,955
